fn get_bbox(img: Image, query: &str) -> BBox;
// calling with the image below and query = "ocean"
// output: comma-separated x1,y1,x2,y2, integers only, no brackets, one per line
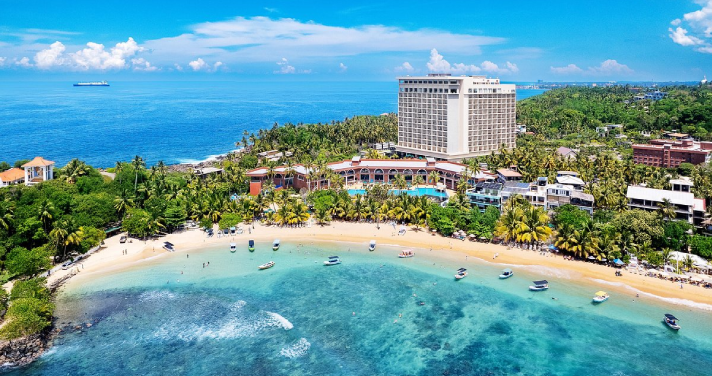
0,81,545,168
9,240,712,376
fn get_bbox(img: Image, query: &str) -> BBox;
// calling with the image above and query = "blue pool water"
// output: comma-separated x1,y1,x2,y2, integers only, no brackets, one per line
8,240,712,375
347,187,447,198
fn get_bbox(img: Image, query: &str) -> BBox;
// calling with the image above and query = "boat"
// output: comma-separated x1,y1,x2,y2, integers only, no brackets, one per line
258,261,275,270
592,291,609,303
454,268,467,280
324,256,341,266
499,268,514,279
529,280,549,291
369,240,376,251
398,249,414,258
664,313,681,330
248,239,255,252
229,242,236,253
73,81,109,87
273,239,280,251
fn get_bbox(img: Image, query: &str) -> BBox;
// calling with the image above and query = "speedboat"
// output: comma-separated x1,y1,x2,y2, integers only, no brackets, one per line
664,313,681,330
324,256,341,266
398,249,414,258
258,261,275,270
455,268,467,280
229,242,236,253
592,291,609,303
248,239,255,252
369,240,376,252
529,280,549,291
499,268,514,279
273,239,280,251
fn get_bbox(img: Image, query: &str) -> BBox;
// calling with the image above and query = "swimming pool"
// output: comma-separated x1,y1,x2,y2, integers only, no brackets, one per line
347,187,448,198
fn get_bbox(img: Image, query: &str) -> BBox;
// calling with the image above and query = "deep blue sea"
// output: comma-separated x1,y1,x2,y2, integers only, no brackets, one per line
0,81,545,168
8,240,712,376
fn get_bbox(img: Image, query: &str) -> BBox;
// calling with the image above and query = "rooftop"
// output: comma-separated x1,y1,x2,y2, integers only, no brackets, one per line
22,156,55,168
626,186,695,206
0,168,24,182
496,169,522,178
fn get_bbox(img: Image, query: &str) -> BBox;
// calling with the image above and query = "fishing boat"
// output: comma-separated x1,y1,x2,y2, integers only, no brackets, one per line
592,291,609,303
229,242,236,253
258,261,275,270
369,240,376,251
324,256,341,266
664,313,681,330
454,268,467,280
248,239,255,252
499,268,514,279
73,80,109,87
273,239,280,251
398,249,414,258
529,280,549,291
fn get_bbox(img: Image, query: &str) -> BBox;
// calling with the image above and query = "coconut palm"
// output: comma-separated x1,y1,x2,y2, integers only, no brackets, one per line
38,200,55,233
495,207,523,245
658,198,676,221
428,171,440,186
517,206,552,247
392,174,408,191
131,155,146,192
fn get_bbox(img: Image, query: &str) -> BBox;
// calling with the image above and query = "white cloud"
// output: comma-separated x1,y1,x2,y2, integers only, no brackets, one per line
264,7,278,13
189,58,208,71
142,17,505,64
587,59,633,75
395,62,415,73
213,61,223,70
31,37,144,70
275,57,296,74
339,62,347,72
669,1,712,52
426,49,480,74
0,57,6,67
34,41,66,69
131,58,158,71
15,57,32,67
669,27,704,46
174,63,183,71
550,64,583,74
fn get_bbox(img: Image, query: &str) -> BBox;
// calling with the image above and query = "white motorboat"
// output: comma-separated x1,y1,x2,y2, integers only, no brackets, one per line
324,256,341,266
592,291,609,303
248,239,255,252
455,268,467,280
229,242,236,253
529,280,549,291
664,314,681,330
258,261,275,270
369,240,376,251
273,239,280,251
398,249,414,258
499,268,514,279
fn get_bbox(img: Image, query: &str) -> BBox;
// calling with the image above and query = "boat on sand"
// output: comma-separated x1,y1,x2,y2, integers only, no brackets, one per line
258,261,275,270
398,250,414,258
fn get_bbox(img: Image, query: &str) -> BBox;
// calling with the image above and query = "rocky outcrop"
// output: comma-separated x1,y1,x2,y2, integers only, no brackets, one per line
0,328,58,368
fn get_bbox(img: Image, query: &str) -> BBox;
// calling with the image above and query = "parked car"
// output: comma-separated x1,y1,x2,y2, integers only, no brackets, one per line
120,235,127,243
61,261,73,270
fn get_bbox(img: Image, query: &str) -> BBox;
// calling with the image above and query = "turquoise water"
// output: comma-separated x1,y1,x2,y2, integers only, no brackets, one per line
347,187,447,198
8,241,712,375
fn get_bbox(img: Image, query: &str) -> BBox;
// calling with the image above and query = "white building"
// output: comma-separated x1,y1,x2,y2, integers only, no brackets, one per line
22,156,55,186
0,168,25,187
626,186,695,224
396,74,516,161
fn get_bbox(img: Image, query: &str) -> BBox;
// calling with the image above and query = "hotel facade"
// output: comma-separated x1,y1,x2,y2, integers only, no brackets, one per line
395,74,517,161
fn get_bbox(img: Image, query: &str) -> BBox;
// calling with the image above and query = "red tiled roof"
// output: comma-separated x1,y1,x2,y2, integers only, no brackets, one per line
0,168,25,182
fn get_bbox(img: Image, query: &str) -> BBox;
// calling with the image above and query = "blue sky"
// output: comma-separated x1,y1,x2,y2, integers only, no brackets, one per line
0,0,711,81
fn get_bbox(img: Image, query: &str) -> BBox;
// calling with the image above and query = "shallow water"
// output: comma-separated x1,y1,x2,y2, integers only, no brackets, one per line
8,241,712,375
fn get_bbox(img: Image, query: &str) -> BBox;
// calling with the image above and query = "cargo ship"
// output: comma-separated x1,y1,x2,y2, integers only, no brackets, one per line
73,81,110,87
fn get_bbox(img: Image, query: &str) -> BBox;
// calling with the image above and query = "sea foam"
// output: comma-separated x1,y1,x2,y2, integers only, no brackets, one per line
280,338,311,359
588,278,712,311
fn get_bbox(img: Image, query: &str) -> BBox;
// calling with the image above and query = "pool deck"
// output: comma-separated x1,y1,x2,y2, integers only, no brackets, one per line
345,183,454,198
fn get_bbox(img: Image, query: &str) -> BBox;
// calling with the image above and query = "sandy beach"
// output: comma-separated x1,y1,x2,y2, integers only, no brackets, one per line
50,221,712,308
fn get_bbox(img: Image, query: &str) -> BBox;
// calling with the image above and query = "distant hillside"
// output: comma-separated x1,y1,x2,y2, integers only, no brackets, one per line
517,85,712,139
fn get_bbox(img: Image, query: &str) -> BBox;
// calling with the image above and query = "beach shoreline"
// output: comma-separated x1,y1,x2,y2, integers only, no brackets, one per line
48,221,712,309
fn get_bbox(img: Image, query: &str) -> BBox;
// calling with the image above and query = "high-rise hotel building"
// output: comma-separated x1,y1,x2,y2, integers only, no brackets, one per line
396,74,516,161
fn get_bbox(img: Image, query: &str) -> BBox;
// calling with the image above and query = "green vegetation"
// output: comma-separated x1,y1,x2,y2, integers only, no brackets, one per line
0,278,53,340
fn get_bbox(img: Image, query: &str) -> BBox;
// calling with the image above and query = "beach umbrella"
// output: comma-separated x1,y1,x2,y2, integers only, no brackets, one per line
614,259,626,266
660,272,669,278
690,276,703,282
679,274,691,279
587,256,596,260
468,234,476,238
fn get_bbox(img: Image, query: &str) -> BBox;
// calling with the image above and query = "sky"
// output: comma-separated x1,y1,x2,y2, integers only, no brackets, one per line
0,0,711,82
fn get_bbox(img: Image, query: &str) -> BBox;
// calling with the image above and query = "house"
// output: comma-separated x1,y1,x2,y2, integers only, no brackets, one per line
496,168,523,184
466,182,503,212
21,156,55,186
626,186,696,224
0,168,25,187
555,147,577,159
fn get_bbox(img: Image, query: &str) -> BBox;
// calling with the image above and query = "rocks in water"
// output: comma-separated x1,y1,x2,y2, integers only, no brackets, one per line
0,330,54,368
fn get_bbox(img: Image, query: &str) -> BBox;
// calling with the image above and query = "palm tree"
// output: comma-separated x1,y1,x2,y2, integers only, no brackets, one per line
0,199,14,231
38,200,54,233
413,175,425,186
392,174,408,191
517,206,552,248
60,159,91,183
115,161,124,185
131,155,146,192
428,171,440,187
658,198,676,221
495,207,523,246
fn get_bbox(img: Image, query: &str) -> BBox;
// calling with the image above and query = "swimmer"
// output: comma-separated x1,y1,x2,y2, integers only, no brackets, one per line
551,297,558,300
413,293,417,297
399,313,402,318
